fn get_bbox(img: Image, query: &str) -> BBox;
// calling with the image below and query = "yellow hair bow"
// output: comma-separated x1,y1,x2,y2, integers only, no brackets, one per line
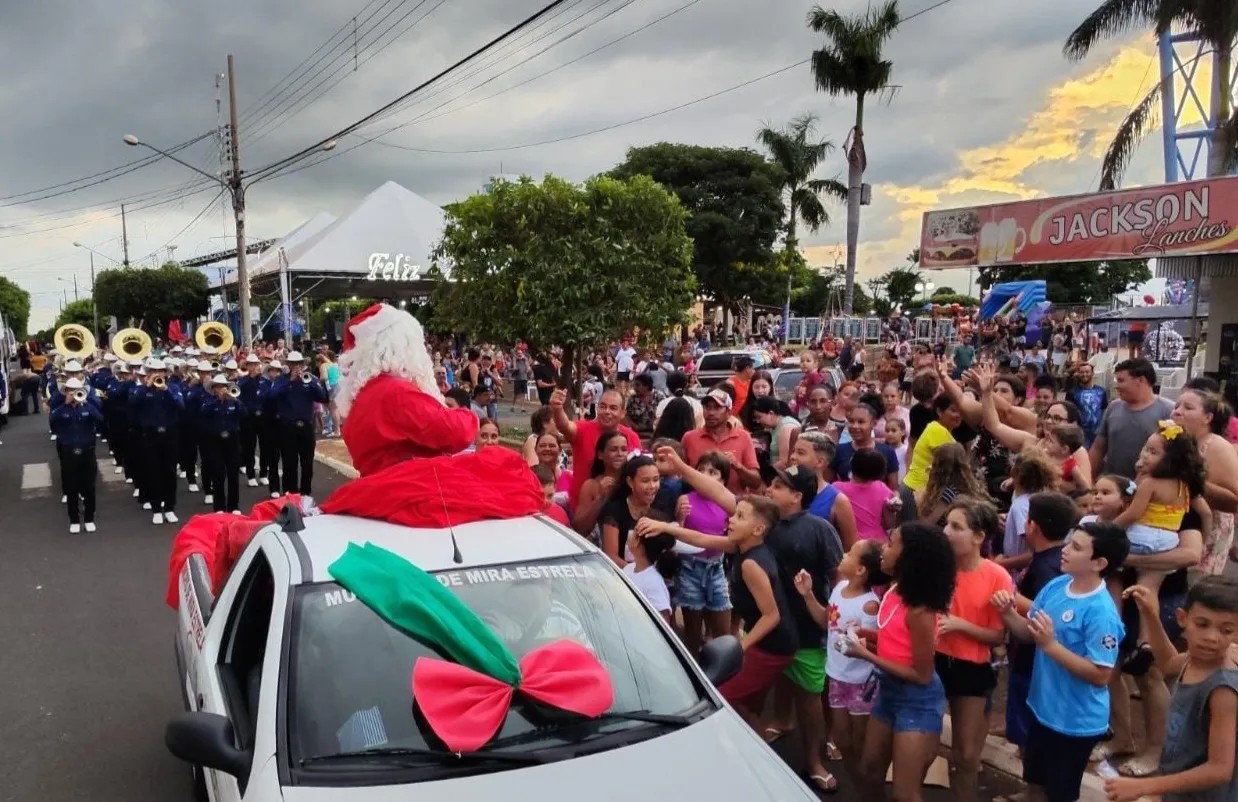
1158,420,1183,440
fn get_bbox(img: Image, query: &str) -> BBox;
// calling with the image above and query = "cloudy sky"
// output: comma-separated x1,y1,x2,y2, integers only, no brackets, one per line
0,0,1186,330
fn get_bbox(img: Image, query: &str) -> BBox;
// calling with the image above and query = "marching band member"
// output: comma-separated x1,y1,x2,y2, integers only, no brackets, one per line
92,354,115,445
51,377,104,534
104,362,134,478
132,358,185,525
184,360,213,499
270,351,328,503
223,358,240,382
237,354,265,488
126,362,146,497
260,360,283,496
200,374,244,514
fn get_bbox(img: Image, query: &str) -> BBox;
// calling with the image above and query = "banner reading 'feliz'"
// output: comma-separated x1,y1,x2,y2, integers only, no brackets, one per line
919,175,1238,269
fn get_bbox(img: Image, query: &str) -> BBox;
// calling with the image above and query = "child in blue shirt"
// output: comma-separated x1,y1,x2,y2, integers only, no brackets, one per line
992,520,1128,802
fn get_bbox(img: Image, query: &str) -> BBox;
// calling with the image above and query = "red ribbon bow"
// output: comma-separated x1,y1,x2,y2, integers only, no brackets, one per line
411,639,614,753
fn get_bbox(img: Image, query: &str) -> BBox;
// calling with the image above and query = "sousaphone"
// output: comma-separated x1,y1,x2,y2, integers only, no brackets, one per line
195,321,233,359
111,328,153,363
54,324,95,360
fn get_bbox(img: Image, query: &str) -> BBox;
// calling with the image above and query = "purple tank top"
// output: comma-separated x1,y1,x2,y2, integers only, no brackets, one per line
683,492,728,560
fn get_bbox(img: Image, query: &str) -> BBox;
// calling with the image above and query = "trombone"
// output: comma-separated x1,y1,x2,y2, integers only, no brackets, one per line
227,383,241,399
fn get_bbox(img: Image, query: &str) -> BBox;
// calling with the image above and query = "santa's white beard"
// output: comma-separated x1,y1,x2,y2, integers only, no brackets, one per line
335,321,442,419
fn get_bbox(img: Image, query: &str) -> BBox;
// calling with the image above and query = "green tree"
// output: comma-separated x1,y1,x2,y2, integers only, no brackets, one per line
978,259,1151,305
924,293,980,309
610,142,785,325
809,0,901,313
1065,2,1236,185
55,298,96,332
878,265,923,309
930,286,957,297
430,174,696,391
756,114,847,253
0,276,32,338
95,263,210,336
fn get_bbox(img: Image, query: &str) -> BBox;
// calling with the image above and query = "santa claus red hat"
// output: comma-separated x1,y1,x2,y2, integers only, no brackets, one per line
344,303,406,352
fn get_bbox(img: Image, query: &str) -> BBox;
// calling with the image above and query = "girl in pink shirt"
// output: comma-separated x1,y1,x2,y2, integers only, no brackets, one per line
834,448,900,543
843,522,956,802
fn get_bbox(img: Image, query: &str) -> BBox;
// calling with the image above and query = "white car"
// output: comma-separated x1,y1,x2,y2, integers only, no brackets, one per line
169,506,819,801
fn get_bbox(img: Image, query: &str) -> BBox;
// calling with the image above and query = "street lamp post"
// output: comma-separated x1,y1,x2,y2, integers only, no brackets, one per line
915,281,935,303
123,129,336,350
73,242,121,339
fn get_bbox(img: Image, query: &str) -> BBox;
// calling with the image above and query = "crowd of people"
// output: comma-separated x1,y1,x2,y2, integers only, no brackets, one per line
515,334,1237,802
10,303,1238,802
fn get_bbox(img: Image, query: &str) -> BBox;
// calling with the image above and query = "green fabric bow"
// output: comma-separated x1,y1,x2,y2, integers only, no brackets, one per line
328,542,521,686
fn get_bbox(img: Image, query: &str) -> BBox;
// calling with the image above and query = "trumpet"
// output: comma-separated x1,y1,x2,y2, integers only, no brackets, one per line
300,373,313,385
71,389,87,404
227,383,241,398
151,375,167,390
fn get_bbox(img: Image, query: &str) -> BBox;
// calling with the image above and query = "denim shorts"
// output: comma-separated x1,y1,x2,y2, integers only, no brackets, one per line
871,671,946,734
677,557,731,613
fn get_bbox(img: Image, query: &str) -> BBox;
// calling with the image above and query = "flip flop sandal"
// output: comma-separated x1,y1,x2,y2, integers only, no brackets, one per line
1090,742,1134,763
1118,756,1159,777
825,742,843,761
804,771,839,795
763,727,790,744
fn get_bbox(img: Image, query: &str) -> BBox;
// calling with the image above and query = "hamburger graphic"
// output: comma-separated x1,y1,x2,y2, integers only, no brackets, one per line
923,209,981,268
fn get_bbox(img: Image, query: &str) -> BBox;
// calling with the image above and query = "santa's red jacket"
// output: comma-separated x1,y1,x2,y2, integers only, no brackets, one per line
341,374,478,476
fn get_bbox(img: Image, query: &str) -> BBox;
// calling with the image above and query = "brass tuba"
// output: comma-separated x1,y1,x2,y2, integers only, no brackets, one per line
54,324,95,360
195,322,233,357
111,328,152,363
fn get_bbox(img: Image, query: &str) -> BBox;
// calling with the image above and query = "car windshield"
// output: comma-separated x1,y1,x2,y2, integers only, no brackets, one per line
697,352,767,372
772,370,803,401
288,554,705,772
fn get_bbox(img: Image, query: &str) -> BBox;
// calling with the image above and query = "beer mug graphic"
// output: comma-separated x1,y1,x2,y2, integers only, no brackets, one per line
996,218,1027,262
978,222,999,264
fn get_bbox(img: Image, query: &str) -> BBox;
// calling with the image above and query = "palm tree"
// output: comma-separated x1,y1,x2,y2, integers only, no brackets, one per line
756,113,848,255
1065,1,1237,186
808,1,901,315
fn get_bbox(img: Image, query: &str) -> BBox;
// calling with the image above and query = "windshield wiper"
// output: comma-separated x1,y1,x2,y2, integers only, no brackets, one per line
590,709,696,727
300,746,543,768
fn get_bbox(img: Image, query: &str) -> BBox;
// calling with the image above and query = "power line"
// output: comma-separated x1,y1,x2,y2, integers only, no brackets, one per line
0,131,214,208
245,0,578,182
255,0,637,182
409,0,703,128
136,188,229,264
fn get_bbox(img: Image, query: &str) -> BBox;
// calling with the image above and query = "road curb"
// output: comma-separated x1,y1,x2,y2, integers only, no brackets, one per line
941,717,1110,802
314,451,359,479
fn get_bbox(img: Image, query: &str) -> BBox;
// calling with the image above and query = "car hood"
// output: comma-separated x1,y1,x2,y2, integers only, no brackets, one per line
282,710,816,802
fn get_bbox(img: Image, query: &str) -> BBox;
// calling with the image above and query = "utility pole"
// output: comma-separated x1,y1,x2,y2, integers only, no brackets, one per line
226,54,252,349
120,203,131,266
72,274,79,301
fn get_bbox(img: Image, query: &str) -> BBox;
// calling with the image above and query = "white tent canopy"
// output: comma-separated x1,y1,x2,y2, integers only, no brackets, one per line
271,180,447,281
249,210,338,278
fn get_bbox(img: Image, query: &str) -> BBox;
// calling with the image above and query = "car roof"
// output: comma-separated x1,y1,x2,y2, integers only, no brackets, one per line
287,514,592,583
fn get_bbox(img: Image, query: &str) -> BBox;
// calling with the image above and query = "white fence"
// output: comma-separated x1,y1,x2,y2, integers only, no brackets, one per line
783,316,960,346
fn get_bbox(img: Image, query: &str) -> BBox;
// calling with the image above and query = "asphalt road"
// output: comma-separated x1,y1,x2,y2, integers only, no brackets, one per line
0,410,1023,802
0,411,348,802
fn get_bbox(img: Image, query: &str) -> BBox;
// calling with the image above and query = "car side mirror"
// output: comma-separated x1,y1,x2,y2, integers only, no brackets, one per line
698,635,743,687
165,712,249,780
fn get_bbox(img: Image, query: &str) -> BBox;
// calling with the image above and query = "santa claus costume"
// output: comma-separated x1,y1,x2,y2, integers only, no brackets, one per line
336,303,479,475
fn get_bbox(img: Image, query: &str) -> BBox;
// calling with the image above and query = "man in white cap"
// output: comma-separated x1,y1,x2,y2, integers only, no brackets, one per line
200,373,244,513
183,359,215,498
51,377,104,533
259,360,284,495
269,351,328,501
334,303,478,476
104,361,135,478
131,357,185,524
237,351,267,487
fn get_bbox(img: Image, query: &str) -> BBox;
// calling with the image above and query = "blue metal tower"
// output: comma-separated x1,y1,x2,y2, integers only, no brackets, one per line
1159,30,1234,182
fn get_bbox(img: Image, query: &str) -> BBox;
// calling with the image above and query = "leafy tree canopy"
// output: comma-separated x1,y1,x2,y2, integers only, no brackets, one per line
978,259,1151,305
55,298,96,332
431,174,696,386
95,263,209,335
875,265,923,310
792,265,871,317
0,276,32,338
609,142,784,312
